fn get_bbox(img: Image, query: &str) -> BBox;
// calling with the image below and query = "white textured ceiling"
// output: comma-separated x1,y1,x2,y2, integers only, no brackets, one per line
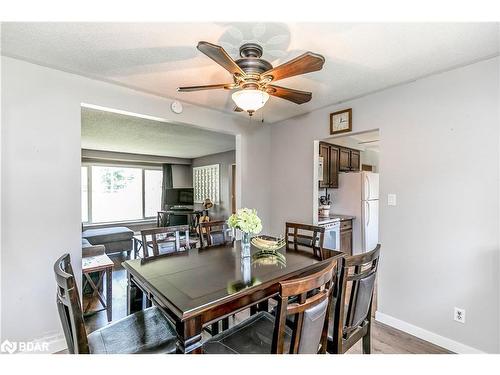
350,130,380,151
81,108,235,158
2,23,499,123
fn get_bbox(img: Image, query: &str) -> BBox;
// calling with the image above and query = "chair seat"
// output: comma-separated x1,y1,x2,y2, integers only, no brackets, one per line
203,312,291,354
87,307,177,354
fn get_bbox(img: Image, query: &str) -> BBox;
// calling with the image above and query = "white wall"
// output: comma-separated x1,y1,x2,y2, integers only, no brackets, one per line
361,149,380,172
0,56,271,350
192,150,236,220
171,164,193,188
239,124,272,234
270,57,500,353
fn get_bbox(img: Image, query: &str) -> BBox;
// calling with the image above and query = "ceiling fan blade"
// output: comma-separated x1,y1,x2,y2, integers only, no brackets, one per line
262,52,325,82
177,83,236,92
197,41,245,76
266,85,312,104
233,106,244,112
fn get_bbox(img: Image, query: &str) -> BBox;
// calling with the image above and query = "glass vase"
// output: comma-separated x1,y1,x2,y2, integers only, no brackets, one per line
241,231,251,257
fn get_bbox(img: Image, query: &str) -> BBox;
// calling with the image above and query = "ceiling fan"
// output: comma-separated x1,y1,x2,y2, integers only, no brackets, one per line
177,41,325,116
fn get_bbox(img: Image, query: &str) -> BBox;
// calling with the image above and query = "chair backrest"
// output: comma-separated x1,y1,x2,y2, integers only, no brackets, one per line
54,253,90,354
198,220,233,249
141,225,191,258
285,222,325,260
332,244,381,353
272,258,338,354
158,211,169,227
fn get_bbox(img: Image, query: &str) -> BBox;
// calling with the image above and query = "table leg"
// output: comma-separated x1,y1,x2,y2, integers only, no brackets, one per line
257,300,269,313
175,316,203,354
106,267,112,322
250,300,269,316
133,238,138,259
221,317,229,330
127,274,145,315
210,322,220,335
127,273,133,315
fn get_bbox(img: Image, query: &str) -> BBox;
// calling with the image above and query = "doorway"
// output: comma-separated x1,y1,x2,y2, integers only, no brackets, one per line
80,105,238,331
314,129,381,313
231,163,237,214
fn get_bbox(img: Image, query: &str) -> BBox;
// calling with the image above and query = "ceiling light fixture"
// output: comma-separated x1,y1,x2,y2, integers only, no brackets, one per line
231,89,269,116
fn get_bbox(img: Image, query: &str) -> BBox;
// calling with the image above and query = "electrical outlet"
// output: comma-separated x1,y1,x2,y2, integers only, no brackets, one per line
454,307,466,324
388,194,397,206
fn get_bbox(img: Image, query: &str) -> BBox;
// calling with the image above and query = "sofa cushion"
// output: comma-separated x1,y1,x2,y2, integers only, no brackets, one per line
82,238,92,248
82,244,106,258
82,226,134,245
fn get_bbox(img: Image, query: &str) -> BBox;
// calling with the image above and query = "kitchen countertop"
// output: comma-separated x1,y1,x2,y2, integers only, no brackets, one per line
318,213,356,222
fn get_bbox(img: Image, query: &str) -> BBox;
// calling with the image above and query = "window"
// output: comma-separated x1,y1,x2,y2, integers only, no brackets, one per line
193,164,219,204
81,167,88,223
81,164,162,223
92,166,142,222
144,170,163,218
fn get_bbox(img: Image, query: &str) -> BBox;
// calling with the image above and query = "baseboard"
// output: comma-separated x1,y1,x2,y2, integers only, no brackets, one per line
375,311,485,354
32,333,67,354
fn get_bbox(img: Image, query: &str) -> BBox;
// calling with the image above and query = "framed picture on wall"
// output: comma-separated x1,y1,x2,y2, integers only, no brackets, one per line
330,108,352,135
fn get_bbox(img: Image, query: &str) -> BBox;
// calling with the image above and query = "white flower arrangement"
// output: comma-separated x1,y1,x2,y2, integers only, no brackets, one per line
227,208,263,234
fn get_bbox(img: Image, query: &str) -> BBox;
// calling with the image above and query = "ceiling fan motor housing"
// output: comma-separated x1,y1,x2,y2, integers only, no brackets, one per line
235,43,272,75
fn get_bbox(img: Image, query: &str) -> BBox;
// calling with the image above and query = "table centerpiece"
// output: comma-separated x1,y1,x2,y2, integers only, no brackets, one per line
227,208,262,257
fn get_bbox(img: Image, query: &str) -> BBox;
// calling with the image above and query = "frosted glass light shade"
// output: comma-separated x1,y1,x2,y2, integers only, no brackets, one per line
231,89,270,112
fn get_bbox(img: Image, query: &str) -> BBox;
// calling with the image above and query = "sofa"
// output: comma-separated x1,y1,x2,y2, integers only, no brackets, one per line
82,226,134,255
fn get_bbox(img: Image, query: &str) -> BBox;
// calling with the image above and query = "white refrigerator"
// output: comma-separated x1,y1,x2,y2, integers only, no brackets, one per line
332,172,379,254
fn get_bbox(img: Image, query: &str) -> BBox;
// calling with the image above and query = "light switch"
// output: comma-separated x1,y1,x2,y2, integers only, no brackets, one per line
388,194,397,206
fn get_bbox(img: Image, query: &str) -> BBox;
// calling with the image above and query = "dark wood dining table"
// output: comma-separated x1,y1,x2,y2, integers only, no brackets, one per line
122,240,342,354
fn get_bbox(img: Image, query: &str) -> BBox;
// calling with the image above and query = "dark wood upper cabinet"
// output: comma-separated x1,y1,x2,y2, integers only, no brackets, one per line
319,142,360,188
329,146,339,188
339,147,360,172
319,143,330,188
350,150,360,171
319,142,339,189
339,148,351,172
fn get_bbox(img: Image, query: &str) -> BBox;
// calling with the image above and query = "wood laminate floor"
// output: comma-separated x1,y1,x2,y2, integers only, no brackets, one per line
82,251,451,355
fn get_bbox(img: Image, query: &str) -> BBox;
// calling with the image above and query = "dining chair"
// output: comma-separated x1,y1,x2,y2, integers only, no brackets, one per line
197,219,233,334
285,222,325,260
54,253,177,354
141,225,193,258
198,220,233,249
203,258,338,354
267,222,327,317
327,244,381,354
